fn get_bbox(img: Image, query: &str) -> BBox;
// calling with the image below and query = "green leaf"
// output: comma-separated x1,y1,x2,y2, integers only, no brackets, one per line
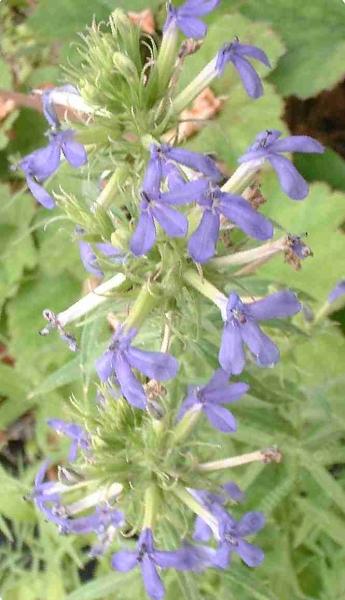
295,148,345,193
65,573,139,600
0,57,12,89
260,181,345,302
240,0,345,98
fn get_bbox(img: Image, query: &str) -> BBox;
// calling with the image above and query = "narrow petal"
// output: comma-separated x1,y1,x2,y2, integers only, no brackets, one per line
188,209,220,263
205,381,249,405
246,290,301,321
28,142,61,180
141,556,165,600
268,154,308,200
193,516,213,542
114,353,147,409
328,280,345,304
177,16,207,39
95,350,115,381
236,44,271,67
164,147,222,182
126,347,179,381
241,320,280,367
59,131,87,167
219,323,245,375
213,542,231,569
232,55,263,99
79,241,103,277
130,210,156,256
269,135,324,154
143,155,162,197
177,394,198,421
152,204,188,238
155,545,215,571
237,512,265,536
236,540,264,567
111,550,138,572
219,193,273,240
161,179,208,205
182,0,220,17
204,404,237,433
223,481,245,503
26,177,55,209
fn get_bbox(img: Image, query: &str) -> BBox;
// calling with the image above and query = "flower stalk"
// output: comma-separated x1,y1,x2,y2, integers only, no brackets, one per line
197,447,282,472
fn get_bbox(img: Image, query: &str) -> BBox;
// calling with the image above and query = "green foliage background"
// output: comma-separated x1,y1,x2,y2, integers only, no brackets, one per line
0,1,345,599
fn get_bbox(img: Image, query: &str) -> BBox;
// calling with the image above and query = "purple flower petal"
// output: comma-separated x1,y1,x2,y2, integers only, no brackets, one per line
59,130,87,168
130,209,156,256
241,320,280,367
188,209,220,263
141,556,165,600
177,393,199,421
237,511,265,536
219,323,245,375
26,176,55,209
328,280,345,304
182,0,220,17
268,154,308,200
231,54,264,98
193,516,213,542
152,204,188,238
204,404,237,433
163,146,222,182
27,142,61,180
237,540,264,567
114,353,147,409
223,481,245,503
246,290,301,321
79,241,103,277
161,179,208,205
126,347,179,381
219,193,273,240
214,542,231,569
95,350,115,381
112,550,138,572
235,44,271,67
177,16,207,38
269,135,324,154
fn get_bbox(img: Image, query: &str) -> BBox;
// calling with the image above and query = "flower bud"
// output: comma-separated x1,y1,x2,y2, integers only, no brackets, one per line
112,52,138,82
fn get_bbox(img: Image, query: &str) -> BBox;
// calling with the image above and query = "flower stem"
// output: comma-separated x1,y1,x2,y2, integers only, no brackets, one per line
93,167,128,210
156,25,179,92
183,269,227,316
209,237,286,269
171,58,218,115
173,485,219,537
123,283,160,331
143,484,160,529
173,406,202,443
197,447,282,472
57,273,126,327
221,160,264,195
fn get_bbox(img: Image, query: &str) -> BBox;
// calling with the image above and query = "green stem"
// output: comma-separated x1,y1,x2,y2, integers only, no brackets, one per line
156,25,179,92
94,167,128,210
123,283,160,331
183,269,227,313
197,448,282,473
209,237,286,269
143,484,160,529
221,160,264,195
173,406,202,443
171,57,218,115
173,485,219,534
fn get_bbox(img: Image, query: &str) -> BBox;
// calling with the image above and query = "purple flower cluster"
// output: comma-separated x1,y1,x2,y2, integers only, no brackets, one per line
19,87,87,209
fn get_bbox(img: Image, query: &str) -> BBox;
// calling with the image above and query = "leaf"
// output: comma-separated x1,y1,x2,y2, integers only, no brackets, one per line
260,181,345,302
295,148,345,194
180,13,286,169
0,57,12,89
296,498,345,547
239,0,345,98
65,572,139,600
301,452,345,519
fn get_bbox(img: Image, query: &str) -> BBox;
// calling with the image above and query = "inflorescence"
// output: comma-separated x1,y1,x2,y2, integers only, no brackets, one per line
17,2,331,599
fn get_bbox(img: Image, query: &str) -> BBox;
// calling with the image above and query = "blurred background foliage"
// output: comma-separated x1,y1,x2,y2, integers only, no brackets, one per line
0,1,345,599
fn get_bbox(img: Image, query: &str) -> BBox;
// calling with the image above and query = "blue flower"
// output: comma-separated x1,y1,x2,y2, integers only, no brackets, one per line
177,369,249,433
215,38,271,98
219,290,302,374
47,419,90,462
95,327,179,409
164,0,220,39
239,130,324,199
328,280,345,304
